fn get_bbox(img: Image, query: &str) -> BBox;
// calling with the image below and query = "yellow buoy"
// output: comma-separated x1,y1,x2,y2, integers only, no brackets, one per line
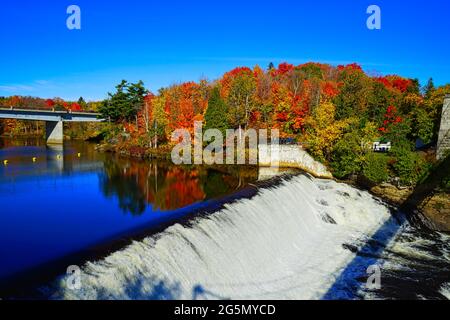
77,153,81,158
32,157,37,162
3,160,8,165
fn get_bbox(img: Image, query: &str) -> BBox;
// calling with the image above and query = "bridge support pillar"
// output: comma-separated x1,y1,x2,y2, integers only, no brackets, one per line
46,121,64,144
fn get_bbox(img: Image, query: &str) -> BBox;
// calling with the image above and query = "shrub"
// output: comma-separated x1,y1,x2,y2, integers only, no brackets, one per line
390,144,429,185
330,132,361,179
363,153,389,184
441,175,450,192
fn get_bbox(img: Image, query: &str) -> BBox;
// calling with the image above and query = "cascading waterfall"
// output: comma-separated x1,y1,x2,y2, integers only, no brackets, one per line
46,174,449,300
361,226,450,300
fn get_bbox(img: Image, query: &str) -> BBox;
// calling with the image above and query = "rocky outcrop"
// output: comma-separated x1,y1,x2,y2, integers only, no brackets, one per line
369,183,450,232
370,184,413,206
419,193,450,231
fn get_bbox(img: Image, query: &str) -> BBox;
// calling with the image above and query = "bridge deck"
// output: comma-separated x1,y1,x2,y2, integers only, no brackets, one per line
0,108,104,122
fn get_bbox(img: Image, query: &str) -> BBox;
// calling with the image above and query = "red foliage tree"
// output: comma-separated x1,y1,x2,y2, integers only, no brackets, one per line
338,63,363,72
379,105,403,133
71,102,82,111
45,99,55,109
375,76,412,93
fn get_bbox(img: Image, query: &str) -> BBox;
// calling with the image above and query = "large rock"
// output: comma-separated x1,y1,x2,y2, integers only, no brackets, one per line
419,193,450,231
370,184,412,206
371,183,450,232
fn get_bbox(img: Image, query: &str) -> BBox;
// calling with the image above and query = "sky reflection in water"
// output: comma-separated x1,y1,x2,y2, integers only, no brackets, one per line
0,138,258,280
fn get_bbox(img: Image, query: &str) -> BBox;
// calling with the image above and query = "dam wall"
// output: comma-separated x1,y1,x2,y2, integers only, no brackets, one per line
258,144,333,179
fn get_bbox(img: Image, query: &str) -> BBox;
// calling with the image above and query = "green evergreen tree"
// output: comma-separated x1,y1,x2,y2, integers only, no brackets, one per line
77,97,87,109
408,78,421,94
204,87,229,135
127,80,148,118
99,80,147,122
424,78,435,99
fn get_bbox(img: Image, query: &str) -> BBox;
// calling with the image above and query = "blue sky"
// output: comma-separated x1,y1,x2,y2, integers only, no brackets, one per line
0,0,449,101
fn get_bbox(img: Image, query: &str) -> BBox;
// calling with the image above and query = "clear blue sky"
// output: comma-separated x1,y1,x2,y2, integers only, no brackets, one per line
0,0,449,101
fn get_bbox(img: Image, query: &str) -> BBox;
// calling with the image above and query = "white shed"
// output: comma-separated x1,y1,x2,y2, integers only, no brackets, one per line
373,141,392,152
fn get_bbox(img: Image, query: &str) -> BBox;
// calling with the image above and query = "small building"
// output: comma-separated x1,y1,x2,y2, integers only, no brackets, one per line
373,141,391,153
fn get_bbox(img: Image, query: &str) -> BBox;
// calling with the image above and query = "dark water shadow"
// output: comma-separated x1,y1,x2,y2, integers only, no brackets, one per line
122,277,183,300
79,279,230,300
192,285,230,300
322,210,405,300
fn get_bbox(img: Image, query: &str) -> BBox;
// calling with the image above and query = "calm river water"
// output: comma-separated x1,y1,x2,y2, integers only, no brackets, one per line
0,138,258,294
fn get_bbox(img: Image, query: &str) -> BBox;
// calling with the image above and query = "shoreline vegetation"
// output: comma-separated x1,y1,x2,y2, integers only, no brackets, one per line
1,62,449,230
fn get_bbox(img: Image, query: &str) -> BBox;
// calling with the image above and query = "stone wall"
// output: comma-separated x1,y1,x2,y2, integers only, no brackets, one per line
258,144,332,179
437,94,450,160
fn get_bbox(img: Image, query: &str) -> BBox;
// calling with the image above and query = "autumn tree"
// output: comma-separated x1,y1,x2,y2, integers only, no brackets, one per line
425,84,450,141
141,93,154,134
149,95,169,147
367,80,396,124
334,64,370,120
403,93,434,143
71,102,82,111
221,67,256,131
163,82,206,135
304,101,349,162
253,67,274,127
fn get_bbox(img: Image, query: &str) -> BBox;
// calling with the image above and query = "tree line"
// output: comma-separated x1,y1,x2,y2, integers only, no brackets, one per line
2,62,449,185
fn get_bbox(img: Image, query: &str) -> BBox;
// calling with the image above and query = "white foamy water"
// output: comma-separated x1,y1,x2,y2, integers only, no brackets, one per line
49,175,397,300
362,227,450,300
440,283,450,299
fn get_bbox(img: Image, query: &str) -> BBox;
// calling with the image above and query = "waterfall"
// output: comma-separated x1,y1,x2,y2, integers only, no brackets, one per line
46,174,400,300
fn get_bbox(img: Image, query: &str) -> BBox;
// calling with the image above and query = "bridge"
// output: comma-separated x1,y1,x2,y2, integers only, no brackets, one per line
0,107,104,144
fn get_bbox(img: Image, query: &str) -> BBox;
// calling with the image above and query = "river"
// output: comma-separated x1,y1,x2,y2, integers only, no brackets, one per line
0,138,449,300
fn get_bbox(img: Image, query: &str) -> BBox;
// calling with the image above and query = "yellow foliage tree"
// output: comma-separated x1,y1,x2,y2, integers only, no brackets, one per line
304,101,350,162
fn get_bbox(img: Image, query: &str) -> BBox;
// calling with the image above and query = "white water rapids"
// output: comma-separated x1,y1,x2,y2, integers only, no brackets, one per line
47,174,449,300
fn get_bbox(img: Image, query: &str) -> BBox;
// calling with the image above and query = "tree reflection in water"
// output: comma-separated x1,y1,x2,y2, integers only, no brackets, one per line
100,157,258,216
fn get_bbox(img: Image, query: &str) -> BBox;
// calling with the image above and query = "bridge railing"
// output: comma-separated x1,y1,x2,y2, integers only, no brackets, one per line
0,105,101,115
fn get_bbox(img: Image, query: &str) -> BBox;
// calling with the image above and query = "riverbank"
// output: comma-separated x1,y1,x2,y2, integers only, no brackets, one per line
96,141,173,161
0,133,43,139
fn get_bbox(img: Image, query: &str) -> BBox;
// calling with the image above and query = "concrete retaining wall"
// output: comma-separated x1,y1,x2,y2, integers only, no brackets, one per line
258,144,333,179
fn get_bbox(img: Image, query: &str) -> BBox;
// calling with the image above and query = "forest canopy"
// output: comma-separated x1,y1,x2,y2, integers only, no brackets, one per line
1,62,449,185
